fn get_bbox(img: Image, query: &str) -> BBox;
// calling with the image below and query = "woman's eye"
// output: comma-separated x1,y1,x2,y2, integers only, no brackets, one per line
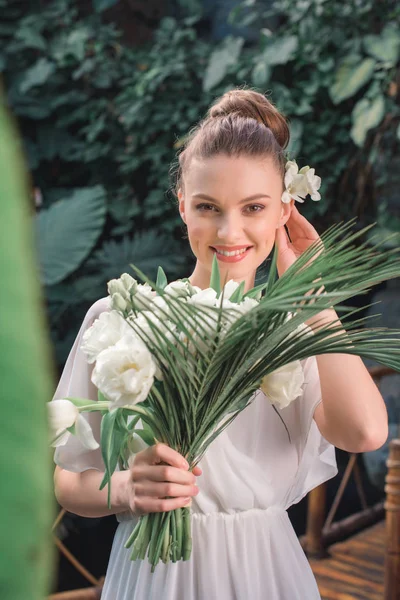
244,204,265,214
196,203,217,212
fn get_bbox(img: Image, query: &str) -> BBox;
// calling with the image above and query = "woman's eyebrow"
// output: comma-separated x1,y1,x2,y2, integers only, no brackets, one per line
192,193,271,204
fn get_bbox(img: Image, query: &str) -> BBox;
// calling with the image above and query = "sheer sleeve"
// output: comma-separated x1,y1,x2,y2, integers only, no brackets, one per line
52,297,110,473
284,355,338,509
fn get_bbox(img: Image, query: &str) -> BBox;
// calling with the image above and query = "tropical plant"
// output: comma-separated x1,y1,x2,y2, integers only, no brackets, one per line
0,91,54,599
1,0,398,369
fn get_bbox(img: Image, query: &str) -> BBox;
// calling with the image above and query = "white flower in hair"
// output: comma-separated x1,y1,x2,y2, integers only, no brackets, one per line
281,160,321,204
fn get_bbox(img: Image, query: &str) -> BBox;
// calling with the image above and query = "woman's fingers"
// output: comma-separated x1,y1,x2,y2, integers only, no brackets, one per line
136,442,189,469
133,464,196,484
287,205,319,240
192,465,202,476
135,480,199,499
134,495,193,515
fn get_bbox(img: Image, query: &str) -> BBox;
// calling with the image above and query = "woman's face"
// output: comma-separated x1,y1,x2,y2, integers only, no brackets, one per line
178,154,292,291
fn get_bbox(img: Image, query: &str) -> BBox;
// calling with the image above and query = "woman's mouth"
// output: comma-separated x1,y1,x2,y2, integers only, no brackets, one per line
210,245,253,263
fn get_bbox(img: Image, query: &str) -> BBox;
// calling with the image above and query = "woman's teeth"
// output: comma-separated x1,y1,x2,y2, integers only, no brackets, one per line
214,248,248,257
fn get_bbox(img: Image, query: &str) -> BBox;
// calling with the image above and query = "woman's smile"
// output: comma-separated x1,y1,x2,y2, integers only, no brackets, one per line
210,245,253,263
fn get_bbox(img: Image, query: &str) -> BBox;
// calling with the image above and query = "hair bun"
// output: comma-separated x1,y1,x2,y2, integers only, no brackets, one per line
208,89,290,149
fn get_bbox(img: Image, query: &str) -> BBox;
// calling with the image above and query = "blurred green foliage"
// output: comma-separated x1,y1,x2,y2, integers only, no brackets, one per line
0,0,399,366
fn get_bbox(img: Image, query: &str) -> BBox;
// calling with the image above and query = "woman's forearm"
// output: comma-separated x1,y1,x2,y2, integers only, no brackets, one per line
306,308,388,452
54,466,132,518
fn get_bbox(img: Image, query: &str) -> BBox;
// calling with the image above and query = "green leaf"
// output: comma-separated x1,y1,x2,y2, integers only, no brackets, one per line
229,281,245,303
330,56,376,104
133,428,156,446
351,94,385,146
364,25,400,65
156,266,168,290
36,186,106,285
92,0,119,12
99,408,127,506
15,26,46,51
262,36,298,66
209,254,221,294
0,86,53,600
203,37,244,92
251,62,271,87
19,58,55,94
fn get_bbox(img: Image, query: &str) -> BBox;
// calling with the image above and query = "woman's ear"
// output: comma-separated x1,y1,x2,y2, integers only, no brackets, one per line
178,188,186,224
277,199,293,228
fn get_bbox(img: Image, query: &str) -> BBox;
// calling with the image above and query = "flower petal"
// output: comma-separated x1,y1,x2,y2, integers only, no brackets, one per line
75,414,100,450
48,399,78,436
281,191,292,204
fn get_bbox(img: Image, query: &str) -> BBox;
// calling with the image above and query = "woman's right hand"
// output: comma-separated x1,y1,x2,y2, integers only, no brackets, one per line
126,443,202,516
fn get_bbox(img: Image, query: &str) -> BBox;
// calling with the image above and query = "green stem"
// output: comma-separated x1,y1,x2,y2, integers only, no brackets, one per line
161,512,171,564
175,507,183,559
170,509,177,563
182,507,192,561
147,512,162,563
150,513,169,573
124,518,141,549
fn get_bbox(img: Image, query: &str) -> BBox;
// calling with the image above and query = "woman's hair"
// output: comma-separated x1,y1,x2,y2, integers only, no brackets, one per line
174,88,290,195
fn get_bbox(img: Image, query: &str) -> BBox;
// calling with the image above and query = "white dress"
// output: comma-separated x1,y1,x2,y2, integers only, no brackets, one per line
53,298,338,600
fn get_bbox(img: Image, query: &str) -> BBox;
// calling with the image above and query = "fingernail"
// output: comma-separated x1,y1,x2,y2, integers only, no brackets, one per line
182,460,189,469
183,498,192,507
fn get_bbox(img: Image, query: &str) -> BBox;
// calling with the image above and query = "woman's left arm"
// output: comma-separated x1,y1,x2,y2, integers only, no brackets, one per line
306,308,388,452
276,205,388,453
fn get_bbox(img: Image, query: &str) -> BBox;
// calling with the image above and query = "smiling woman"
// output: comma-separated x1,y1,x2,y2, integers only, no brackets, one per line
53,88,394,600
178,153,291,289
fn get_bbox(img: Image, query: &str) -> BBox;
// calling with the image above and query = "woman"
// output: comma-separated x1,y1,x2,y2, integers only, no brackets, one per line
53,89,388,599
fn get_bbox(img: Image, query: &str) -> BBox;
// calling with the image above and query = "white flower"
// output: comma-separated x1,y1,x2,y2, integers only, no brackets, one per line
48,399,99,450
260,360,304,409
132,283,156,311
222,280,239,300
236,296,259,314
92,335,156,409
189,288,218,307
81,310,134,364
133,310,176,348
164,280,192,299
281,160,321,204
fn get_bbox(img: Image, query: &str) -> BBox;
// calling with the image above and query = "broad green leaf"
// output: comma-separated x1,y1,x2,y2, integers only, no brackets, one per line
251,62,271,87
351,94,385,146
364,25,400,65
203,37,244,92
0,88,54,600
263,36,298,66
19,58,55,94
36,186,106,285
93,0,120,12
330,56,376,104
15,26,46,51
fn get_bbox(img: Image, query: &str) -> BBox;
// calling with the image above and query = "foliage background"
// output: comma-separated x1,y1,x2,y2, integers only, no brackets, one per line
1,0,399,592
1,0,399,370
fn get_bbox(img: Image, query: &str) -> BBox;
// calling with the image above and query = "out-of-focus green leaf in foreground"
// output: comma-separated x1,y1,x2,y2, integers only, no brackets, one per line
0,84,54,599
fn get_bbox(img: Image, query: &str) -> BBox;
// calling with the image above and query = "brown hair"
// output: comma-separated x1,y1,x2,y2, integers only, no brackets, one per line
174,88,290,195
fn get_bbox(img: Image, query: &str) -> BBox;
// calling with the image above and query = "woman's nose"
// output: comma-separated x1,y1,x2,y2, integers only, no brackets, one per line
217,215,241,241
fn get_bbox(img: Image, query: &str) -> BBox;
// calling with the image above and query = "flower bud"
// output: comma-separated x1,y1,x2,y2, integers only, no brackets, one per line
111,292,128,312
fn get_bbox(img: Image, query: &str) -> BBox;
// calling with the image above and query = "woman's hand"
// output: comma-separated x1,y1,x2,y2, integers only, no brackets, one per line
275,204,321,277
126,443,202,516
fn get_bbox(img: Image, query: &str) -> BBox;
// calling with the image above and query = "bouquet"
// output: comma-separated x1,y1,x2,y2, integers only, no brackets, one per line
49,221,400,572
